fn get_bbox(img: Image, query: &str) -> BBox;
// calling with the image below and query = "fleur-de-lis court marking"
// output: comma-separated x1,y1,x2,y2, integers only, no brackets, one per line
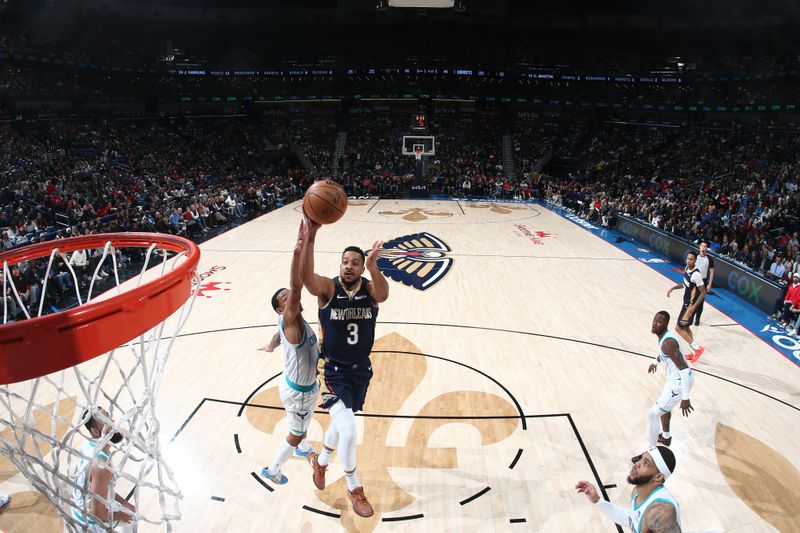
246,332,519,532
378,207,453,222
468,203,528,215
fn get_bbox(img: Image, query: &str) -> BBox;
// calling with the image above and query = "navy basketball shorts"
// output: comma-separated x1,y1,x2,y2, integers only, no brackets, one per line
319,358,374,413
677,301,696,327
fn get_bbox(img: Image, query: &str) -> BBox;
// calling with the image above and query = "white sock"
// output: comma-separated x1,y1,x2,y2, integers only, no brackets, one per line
647,405,662,447
690,341,700,350
297,439,311,453
319,423,340,467
318,448,332,466
345,468,361,491
268,439,296,474
662,431,671,439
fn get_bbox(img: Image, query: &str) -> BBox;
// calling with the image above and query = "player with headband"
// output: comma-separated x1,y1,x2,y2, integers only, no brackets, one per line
576,445,682,532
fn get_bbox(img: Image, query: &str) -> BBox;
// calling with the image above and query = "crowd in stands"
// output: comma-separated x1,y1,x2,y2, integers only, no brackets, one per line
279,110,338,179
427,107,506,197
3,108,800,331
512,113,558,180
0,117,304,320
338,108,416,196
549,123,800,290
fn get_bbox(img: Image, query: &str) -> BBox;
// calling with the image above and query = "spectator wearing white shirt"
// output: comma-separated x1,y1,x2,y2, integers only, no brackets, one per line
70,249,91,287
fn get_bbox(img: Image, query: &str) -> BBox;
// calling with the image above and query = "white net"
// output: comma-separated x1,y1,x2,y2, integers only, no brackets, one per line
0,237,199,532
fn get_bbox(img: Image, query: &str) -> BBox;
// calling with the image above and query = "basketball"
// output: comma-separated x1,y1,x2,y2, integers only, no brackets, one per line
303,180,347,225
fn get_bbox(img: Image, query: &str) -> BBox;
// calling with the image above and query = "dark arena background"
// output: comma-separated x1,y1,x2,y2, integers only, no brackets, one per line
1,1,800,532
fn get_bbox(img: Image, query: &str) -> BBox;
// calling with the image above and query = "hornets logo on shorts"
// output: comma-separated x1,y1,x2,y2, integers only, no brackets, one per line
373,232,453,291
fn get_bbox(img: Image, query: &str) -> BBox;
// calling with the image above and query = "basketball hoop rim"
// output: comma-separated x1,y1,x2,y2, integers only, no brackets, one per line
0,233,200,385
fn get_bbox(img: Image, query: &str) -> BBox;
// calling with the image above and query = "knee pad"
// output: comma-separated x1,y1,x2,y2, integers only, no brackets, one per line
330,401,357,449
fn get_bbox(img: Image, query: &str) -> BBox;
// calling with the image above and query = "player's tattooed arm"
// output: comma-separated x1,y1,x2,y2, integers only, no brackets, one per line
644,501,681,533
300,214,335,301
258,332,281,353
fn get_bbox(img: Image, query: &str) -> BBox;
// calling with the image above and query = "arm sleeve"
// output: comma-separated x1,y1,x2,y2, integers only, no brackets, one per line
679,367,693,400
596,499,631,526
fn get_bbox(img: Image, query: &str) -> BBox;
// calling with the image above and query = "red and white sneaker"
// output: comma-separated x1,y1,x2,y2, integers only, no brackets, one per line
687,346,704,364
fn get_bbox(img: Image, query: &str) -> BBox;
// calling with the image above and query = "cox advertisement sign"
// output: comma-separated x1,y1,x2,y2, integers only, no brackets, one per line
617,216,782,314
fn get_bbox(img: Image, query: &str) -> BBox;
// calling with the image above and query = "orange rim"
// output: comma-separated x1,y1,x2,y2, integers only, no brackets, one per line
0,233,200,385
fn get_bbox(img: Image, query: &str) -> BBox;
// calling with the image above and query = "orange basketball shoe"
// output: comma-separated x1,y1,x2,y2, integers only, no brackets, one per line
347,487,374,518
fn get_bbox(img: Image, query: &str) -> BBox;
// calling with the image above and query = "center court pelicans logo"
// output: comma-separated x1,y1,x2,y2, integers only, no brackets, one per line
373,232,453,291
244,333,521,532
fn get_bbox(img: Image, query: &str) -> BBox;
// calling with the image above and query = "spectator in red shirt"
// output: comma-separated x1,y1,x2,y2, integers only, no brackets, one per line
778,273,800,329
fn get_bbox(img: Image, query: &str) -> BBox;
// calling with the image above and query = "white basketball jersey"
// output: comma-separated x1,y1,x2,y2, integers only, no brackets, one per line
628,485,681,532
279,316,319,388
658,330,689,383
70,440,113,527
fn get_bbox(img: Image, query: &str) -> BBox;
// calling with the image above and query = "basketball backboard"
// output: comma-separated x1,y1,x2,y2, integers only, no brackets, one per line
402,135,435,157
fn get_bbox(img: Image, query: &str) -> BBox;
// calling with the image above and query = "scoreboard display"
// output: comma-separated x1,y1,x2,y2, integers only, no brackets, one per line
412,113,427,130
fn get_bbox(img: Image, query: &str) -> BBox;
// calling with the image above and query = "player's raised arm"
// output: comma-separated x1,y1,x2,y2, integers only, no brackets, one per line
281,220,308,343
300,214,335,301
365,240,389,304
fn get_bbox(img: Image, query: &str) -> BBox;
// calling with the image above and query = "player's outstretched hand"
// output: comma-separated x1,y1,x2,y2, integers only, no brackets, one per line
575,480,600,504
303,213,322,235
294,220,306,254
648,363,658,374
366,240,384,270
257,345,275,353
680,399,693,417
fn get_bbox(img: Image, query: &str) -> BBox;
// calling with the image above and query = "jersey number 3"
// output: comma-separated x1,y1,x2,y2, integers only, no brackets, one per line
346,323,359,345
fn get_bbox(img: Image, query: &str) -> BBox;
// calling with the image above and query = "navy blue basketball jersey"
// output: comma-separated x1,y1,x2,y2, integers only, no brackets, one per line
682,267,704,305
319,277,379,365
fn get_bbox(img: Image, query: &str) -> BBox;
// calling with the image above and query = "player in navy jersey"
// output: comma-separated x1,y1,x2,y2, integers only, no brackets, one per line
299,214,389,518
667,251,705,363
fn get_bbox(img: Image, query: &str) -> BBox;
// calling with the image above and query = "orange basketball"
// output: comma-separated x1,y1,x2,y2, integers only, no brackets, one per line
303,180,348,225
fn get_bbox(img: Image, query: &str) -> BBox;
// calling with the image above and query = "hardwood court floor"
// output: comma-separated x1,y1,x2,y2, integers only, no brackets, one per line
2,199,799,532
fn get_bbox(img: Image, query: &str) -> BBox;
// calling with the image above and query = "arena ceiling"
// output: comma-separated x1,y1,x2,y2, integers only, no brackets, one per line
3,0,800,23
